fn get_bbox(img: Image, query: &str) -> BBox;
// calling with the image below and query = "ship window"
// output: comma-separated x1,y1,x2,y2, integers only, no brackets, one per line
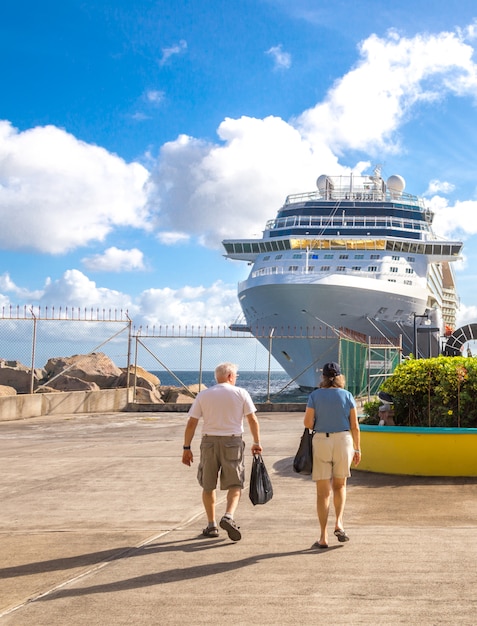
307,266,315,272
354,254,364,259
352,266,361,271
288,266,299,272
324,254,334,259
243,244,251,253
252,243,260,253
368,266,378,272
407,256,415,262
388,279,396,283
293,253,302,259
339,254,349,259
370,254,380,259
392,256,400,261
320,266,330,271
263,255,270,261
405,268,414,274
390,267,398,273
404,280,413,285
275,254,282,259
311,254,319,259
337,266,346,272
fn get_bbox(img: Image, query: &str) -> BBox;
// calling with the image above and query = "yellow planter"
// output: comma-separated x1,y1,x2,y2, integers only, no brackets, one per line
357,425,477,476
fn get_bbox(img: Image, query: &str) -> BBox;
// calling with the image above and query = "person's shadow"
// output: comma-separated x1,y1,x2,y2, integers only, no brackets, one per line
37,539,338,600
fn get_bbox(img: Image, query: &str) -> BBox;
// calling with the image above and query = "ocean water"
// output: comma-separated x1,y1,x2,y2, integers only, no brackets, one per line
152,370,308,403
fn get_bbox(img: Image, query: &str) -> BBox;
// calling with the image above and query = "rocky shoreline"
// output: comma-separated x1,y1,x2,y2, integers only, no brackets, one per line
0,352,202,404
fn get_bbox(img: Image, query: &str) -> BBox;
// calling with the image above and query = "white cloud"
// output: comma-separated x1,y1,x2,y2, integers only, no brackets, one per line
139,280,240,328
157,231,191,245
0,122,150,254
0,272,43,300
424,179,455,196
159,39,187,65
266,44,292,69
146,90,165,104
428,195,477,239
296,28,477,154
39,269,136,312
149,118,342,247
82,247,146,272
456,302,477,327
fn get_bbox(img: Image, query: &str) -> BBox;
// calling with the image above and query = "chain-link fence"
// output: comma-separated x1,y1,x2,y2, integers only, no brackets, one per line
0,308,400,402
0,306,131,394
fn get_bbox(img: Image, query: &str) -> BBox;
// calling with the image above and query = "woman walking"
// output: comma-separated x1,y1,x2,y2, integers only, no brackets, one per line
303,362,361,548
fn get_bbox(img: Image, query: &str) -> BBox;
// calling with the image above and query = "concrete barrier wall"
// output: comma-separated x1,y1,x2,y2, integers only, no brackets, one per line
0,388,132,421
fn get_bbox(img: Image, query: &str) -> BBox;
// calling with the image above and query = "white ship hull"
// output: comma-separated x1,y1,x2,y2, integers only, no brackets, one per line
238,278,427,389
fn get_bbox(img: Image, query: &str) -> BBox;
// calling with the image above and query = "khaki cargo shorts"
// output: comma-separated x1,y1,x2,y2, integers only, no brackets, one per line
197,435,245,491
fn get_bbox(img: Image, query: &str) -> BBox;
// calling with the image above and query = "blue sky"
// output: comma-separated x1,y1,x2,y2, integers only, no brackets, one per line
2,0,477,333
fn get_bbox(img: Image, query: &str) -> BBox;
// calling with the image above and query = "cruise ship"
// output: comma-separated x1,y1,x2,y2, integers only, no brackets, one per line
222,167,463,390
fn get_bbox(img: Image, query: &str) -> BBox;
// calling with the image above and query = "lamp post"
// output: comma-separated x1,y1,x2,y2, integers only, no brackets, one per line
413,313,440,358
413,313,428,359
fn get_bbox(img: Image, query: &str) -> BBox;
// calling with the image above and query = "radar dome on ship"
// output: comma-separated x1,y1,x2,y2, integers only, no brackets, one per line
316,175,334,194
386,174,405,197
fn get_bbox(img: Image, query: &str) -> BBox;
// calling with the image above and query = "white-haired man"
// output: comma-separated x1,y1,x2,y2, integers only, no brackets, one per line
182,362,262,541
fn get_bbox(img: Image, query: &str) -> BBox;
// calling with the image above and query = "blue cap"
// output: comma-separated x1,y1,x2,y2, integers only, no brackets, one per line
323,362,341,377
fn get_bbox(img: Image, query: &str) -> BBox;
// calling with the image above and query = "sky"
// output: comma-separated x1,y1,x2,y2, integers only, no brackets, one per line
3,0,477,340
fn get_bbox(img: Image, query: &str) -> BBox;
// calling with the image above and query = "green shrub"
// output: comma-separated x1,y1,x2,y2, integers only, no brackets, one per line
380,356,477,427
361,398,381,424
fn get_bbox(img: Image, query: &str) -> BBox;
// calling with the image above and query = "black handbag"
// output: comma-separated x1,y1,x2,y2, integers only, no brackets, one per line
293,428,314,475
249,454,273,505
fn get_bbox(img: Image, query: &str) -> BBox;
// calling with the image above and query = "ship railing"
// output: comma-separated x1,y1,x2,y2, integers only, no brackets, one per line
284,188,425,208
265,214,429,233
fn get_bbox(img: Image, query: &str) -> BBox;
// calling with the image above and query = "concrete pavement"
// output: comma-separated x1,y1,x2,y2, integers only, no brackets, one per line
1,411,477,625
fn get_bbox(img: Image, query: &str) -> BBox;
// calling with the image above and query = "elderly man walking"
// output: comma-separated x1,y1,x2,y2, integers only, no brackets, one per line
182,362,262,541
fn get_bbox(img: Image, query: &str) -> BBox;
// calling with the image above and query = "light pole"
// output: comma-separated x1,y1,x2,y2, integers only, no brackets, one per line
413,312,439,358
413,313,428,359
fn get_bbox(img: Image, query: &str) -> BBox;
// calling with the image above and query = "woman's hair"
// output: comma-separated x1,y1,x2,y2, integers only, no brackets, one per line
215,362,238,382
319,373,345,389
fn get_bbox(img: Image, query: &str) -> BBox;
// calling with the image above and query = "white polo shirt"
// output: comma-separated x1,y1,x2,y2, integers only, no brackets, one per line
188,382,257,436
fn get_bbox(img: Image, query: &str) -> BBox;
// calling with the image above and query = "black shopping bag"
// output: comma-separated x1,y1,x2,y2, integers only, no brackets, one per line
249,454,273,505
293,428,314,475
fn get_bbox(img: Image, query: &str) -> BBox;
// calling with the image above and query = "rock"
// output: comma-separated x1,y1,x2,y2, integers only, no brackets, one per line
46,375,100,392
0,385,17,396
117,366,160,390
44,353,123,389
35,386,61,394
159,385,204,403
0,360,45,394
134,387,164,404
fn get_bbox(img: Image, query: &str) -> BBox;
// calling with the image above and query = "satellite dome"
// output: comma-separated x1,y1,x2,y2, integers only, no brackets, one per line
316,175,334,193
386,175,405,197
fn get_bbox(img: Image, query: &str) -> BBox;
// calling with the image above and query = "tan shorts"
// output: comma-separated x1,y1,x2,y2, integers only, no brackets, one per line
197,435,245,491
311,431,354,481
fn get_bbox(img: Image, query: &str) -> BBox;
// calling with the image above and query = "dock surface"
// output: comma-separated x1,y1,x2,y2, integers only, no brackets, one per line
1,411,476,625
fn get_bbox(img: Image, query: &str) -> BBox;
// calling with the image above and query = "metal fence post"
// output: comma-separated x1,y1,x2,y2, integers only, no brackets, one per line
199,336,204,390
266,329,274,403
30,311,37,395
